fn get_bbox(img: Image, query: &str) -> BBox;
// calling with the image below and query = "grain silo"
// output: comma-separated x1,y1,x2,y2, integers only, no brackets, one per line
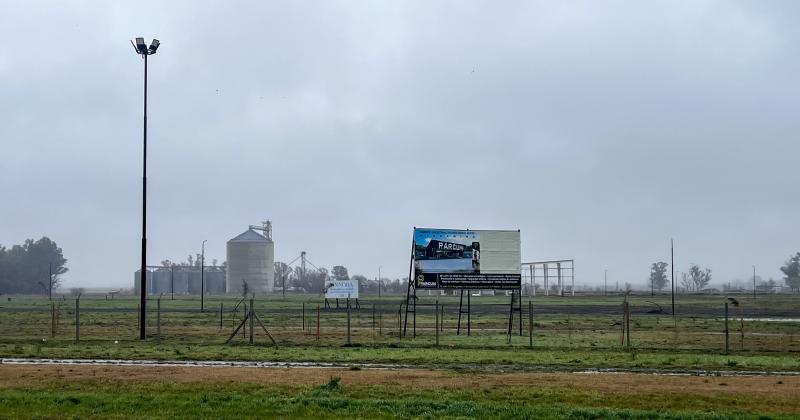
226,221,274,294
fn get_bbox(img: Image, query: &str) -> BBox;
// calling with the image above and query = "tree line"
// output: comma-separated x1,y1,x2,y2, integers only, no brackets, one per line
273,262,407,295
0,237,68,295
648,251,800,293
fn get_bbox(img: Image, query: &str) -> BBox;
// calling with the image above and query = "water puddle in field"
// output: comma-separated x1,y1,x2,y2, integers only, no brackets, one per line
2,358,799,377
0,358,405,370
740,318,800,323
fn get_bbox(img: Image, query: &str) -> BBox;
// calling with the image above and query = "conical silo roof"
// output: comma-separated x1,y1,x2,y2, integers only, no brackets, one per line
229,229,271,242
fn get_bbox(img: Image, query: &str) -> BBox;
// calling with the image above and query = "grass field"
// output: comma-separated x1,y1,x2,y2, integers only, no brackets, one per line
1,293,798,418
1,364,798,419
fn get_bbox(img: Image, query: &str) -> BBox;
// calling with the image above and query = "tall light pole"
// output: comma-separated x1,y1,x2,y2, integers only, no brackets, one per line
131,37,160,340
671,238,675,317
201,239,207,312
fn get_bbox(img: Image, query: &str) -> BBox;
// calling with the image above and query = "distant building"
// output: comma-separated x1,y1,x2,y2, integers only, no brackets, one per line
134,267,225,295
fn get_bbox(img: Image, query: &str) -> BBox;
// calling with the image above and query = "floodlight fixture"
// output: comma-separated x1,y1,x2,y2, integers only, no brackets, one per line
149,39,160,53
135,37,147,54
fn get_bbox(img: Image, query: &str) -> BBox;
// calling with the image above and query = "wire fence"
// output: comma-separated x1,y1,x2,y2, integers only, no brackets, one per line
1,294,799,354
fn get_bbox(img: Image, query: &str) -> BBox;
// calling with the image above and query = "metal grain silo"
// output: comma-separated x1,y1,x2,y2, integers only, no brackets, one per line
226,228,274,294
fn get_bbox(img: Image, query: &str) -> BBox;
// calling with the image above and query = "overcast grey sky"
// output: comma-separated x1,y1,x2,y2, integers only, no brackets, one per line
1,1,798,289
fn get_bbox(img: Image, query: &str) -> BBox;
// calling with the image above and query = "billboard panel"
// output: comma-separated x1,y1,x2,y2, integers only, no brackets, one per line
324,280,359,299
413,228,521,289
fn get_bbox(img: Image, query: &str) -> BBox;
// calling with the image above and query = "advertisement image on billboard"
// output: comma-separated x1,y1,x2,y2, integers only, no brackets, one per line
413,228,521,290
324,279,359,299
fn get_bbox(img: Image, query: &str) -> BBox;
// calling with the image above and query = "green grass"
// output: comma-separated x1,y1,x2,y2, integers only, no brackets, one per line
0,377,795,419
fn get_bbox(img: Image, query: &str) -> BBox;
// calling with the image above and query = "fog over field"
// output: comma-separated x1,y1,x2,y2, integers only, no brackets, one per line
1,1,798,288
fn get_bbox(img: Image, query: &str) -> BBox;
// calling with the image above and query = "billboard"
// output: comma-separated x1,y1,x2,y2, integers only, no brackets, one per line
324,279,359,299
413,228,521,289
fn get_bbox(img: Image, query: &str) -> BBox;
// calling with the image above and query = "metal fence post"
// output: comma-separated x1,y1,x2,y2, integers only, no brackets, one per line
316,305,320,341
302,302,306,332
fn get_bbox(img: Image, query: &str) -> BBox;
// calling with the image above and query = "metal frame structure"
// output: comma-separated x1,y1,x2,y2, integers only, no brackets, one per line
521,259,575,296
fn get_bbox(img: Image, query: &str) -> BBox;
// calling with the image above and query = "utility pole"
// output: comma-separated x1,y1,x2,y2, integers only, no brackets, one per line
604,269,607,296
131,36,160,341
753,265,756,300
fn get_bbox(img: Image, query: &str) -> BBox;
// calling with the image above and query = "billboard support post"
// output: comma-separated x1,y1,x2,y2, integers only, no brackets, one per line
457,288,472,336
403,236,416,337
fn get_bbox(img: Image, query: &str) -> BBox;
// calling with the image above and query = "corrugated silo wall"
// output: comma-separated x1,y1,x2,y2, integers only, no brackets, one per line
226,240,275,294
188,271,202,295
204,271,225,294
134,271,153,295
172,271,189,294
152,271,171,294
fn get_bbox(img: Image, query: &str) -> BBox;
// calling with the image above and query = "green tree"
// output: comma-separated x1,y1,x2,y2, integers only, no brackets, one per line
0,237,68,295
688,264,711,291
780,252,800,292
331,266,349,281
649,261,669,292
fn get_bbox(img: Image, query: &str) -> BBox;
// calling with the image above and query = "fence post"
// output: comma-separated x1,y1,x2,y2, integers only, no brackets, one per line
219,303,223,330
302,302,306,332
156,295,161,343
398,306,402,341
51,302,56,338
243,303,247,340
435,300,439,346
74,297,80,343
528,300,533,348
249,297,255,345
724,302,729,354
625,301,631,350
316,305,320,341
346,296,352,346
372,303,376,342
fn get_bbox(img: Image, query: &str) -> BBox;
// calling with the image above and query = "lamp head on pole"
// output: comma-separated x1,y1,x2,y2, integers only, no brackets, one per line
131,37,160,56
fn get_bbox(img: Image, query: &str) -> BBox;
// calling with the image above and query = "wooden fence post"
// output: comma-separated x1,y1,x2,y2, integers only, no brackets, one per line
51,302,56,338
156,296,161,343
74,297,80,343
249,297,255,345
346,296,352,346
528,300,533,348
724,302,730,354
435,300,439,346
